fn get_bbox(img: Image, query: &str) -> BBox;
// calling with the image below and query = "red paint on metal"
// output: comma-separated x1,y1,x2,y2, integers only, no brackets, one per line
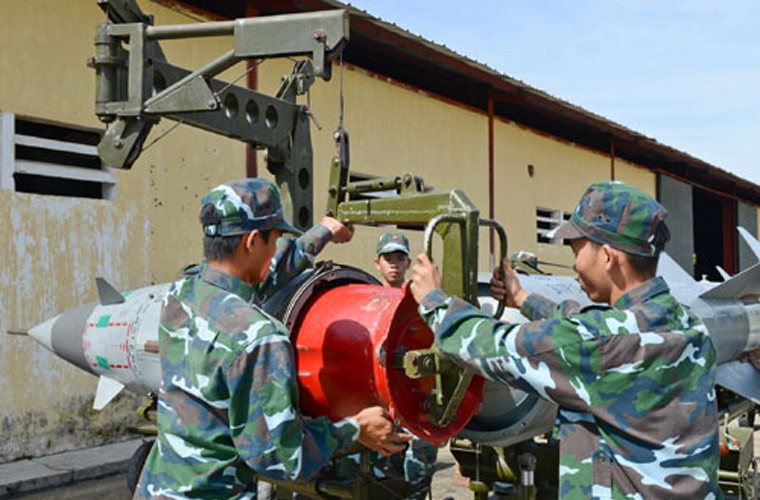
245,0,259,177
125,323,133,368
488,89,495,270
293,282,483,446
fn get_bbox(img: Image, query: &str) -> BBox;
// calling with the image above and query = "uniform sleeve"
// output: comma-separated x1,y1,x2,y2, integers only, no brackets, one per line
521,293,584,320
419,289,594,413
226,323,359,482
256,224,332,301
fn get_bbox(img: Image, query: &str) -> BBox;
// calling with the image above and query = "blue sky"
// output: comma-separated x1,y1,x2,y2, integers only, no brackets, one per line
345,1,760,186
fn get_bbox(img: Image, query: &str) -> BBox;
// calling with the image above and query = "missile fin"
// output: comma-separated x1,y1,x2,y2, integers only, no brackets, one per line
657,252,696,284
738,226,760,261
716,361,760,405
93,375,125,410
699,262,760,299
96,278,126,305
715,266,730,281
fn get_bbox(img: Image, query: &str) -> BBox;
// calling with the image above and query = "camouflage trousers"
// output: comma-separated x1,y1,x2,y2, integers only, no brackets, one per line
335,437,438,498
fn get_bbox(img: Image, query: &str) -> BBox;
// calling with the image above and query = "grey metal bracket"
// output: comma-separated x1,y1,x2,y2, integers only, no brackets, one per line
89,3,349,230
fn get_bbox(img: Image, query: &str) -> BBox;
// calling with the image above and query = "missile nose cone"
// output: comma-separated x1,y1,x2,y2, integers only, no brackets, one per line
28,315,61,352
28,302,98,375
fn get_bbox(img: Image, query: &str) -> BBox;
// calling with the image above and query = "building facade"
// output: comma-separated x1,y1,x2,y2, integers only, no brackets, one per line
0,0,757,461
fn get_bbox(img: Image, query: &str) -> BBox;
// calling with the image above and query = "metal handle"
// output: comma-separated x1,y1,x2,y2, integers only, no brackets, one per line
479,218,508,319
423,215,508,318
423,213,461,257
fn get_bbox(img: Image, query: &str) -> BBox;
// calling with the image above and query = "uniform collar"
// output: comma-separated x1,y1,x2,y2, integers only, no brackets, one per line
613,276,669,309
199,260,256,303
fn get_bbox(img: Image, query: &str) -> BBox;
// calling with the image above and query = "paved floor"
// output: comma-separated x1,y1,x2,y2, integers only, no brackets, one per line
1,423,757,499
0,439,141,498
0,440,470,499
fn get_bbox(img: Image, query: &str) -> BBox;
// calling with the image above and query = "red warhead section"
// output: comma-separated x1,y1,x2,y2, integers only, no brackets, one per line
293,282,483,446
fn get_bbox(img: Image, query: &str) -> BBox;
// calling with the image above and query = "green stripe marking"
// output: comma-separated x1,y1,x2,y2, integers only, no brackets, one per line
96,356,110,370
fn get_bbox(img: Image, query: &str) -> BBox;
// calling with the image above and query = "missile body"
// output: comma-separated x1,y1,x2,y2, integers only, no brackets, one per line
460,229,760,447
23,228,760,447
28,279,168,410
26,264,483,443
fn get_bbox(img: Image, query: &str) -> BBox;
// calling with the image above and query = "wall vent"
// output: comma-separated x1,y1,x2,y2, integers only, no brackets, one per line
0,113,115,199
536,207,571,244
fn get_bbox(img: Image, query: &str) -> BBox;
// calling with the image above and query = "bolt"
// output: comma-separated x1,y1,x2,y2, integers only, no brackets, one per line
422,356,436,371
313,29,326,42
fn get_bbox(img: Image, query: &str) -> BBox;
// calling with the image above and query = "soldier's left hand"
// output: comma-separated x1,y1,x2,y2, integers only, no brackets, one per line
410,253,442,304
320,216,354,243
739,348,760,371
354,406,413,456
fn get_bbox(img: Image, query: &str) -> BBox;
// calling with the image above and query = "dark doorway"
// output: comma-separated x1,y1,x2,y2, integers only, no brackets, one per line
692,188,737,281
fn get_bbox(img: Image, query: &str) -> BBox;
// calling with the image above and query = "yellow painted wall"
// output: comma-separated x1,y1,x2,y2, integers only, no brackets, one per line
260,58,663,282
492,121,656,274
0,0,678,464
257,61,492,279
0,0,246,461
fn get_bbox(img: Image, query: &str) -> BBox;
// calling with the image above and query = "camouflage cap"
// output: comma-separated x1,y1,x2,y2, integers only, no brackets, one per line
376,232,410,256
199,178,302,237
548,180,669,256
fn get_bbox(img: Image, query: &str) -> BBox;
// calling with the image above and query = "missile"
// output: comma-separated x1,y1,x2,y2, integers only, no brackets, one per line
26,278,168,410
22,263,483,444
18,228,760,448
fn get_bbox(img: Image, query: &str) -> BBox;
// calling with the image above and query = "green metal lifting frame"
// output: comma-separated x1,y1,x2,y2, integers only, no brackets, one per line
90,2,511,497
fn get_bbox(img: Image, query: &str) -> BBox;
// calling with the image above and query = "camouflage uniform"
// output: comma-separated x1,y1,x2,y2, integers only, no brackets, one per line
419,181,722,499
135,179,360,499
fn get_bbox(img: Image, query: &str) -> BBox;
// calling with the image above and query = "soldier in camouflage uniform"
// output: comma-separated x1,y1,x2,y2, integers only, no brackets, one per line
134,178,411,499
374,232,413,288
410,180,722,499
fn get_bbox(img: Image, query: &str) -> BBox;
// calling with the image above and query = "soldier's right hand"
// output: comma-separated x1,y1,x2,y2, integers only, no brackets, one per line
319,216,354,243
353,406,412,456
491,257,528,309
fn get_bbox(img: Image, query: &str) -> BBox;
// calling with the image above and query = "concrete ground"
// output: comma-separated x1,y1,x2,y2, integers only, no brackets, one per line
1,424,758,499
0,439,141,498
0,440,471,499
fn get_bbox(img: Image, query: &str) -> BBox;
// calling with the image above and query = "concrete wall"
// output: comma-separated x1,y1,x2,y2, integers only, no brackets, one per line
0,0,245,462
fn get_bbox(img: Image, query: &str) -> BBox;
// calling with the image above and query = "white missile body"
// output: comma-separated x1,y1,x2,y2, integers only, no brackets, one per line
462,227,760,446
22,228,760,446
28,279,169,410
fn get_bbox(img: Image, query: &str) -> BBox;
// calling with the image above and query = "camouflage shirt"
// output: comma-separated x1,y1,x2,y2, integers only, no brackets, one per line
420,277,722,499
135,225,360,499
